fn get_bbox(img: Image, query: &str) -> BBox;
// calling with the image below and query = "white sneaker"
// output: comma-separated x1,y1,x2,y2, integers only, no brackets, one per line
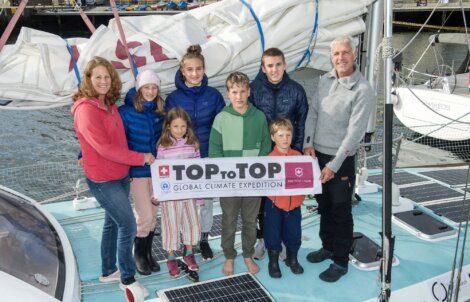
99,269,120,283
253,239,266,260
279,243,286,261
120,281,149,300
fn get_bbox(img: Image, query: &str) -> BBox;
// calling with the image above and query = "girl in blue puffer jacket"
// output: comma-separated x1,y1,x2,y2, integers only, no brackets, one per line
165,45,226,260
119,70,165,276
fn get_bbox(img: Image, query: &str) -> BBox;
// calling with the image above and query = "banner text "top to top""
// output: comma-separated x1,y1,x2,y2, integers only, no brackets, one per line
172,163,281,180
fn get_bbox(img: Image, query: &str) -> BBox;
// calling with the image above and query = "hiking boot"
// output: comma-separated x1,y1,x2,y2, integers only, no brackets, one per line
253,239,266,260
183,253,199,271
199,240,213,260
267,249,282,278
306,248,333,263
319,263,348,282
285,249,304,274
167,259,180,278
119,280,149,299
133,237,151,275
99,269,120,283
146,231,160,272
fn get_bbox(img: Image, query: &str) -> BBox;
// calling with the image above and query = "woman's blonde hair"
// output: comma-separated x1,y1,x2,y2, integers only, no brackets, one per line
73,56,122,106
157,107,199,149
180,44,205,70
134,89,165,115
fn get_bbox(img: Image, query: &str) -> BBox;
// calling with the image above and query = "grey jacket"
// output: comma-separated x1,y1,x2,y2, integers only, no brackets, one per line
303,67,374,172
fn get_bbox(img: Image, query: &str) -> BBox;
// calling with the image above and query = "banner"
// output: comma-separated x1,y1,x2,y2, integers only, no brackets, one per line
150,156,322,201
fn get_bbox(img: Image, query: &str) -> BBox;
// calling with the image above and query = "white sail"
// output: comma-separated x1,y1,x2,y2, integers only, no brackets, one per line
0,0,373,109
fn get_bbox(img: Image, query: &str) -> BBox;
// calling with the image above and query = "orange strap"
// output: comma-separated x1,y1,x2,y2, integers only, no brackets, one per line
0,0,29,52
79,8,96,33
109,0,136,79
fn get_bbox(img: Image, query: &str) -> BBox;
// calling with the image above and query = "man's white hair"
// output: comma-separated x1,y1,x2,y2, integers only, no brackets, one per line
330,35,357,53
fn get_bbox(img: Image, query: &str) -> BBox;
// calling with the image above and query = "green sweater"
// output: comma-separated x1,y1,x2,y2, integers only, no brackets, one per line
209,103,271,158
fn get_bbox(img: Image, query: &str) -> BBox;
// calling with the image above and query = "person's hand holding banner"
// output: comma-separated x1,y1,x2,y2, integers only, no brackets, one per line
150,156,321,201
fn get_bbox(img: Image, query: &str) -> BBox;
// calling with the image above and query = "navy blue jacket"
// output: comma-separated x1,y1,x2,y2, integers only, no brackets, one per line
250,70,309,152
165,70,225,158
119,88,164,178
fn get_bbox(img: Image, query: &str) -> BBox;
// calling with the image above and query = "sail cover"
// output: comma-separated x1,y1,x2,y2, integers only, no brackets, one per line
0,0,373,109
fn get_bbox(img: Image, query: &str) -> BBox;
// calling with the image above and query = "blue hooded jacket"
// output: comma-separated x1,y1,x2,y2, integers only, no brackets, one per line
119,87,164,178
165,70,225,158
250,70,309,152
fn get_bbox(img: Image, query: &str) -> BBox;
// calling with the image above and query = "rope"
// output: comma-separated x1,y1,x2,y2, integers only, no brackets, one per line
0,0,28,53
64,39,81,88
295,0,319,70
447,164,470,302
239,0,265,52
79,8,96,33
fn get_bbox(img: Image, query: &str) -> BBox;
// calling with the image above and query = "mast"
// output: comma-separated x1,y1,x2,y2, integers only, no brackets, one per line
380,0,395,301
364,0,383,138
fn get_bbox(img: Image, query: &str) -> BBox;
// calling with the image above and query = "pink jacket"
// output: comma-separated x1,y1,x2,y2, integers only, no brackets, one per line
157,137,200,160
71,97,144,182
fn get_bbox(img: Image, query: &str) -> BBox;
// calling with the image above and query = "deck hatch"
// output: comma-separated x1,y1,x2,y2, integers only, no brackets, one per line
393,210,456,240
349,232,399,270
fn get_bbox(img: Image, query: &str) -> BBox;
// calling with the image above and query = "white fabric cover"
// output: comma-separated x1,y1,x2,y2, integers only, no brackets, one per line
0,0,373,109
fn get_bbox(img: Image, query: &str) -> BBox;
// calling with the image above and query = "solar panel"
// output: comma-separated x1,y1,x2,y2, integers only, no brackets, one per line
157,273,275,302
420,169,470,186
399,183,462,203
426,199,470,223
151,214,242,262
368,171,426,187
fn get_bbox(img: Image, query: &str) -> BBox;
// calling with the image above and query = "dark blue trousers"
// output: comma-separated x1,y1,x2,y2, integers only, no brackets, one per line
263,199,302,252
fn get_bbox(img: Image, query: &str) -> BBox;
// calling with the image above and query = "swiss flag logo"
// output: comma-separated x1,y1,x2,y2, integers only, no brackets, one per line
159,165,170,178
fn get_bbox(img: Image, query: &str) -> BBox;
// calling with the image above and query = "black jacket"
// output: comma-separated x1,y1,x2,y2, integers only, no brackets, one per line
250,70,309,152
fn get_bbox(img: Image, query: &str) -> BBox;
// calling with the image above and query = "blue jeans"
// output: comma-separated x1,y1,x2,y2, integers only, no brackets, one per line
87,176,137,281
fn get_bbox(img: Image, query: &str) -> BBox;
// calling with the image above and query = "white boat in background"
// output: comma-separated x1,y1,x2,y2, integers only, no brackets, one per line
394,33,470,141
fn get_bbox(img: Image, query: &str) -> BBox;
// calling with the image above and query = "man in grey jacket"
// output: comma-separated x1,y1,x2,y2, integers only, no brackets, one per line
303,35,374,282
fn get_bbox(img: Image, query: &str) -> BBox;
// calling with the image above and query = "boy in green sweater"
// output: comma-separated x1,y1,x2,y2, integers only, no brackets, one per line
209,71,271,276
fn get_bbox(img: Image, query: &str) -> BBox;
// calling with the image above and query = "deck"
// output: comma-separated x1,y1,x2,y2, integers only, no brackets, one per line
42,166,470,301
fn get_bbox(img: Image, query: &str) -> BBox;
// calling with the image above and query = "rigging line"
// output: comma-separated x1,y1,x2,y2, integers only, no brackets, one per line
447,164,470,302
295,0,319,70
239,0,265,52
402,11,454,80
405,40,433,79
394,0,448,59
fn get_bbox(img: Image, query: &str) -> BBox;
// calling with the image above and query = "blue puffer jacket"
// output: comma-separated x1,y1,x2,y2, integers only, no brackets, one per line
165,70,225,158
119,87,164,178
250,70,309,152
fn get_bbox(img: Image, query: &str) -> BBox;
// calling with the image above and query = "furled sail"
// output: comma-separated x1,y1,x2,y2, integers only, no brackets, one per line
0,0,373,109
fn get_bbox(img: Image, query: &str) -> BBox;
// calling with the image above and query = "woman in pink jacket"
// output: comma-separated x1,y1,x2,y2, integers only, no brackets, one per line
71,57,154,297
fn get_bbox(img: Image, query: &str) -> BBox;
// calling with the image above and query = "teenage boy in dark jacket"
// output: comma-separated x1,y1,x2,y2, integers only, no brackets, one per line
250,48,309,259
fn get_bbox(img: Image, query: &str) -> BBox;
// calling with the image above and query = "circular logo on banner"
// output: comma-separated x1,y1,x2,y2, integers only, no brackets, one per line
160,181,171,192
